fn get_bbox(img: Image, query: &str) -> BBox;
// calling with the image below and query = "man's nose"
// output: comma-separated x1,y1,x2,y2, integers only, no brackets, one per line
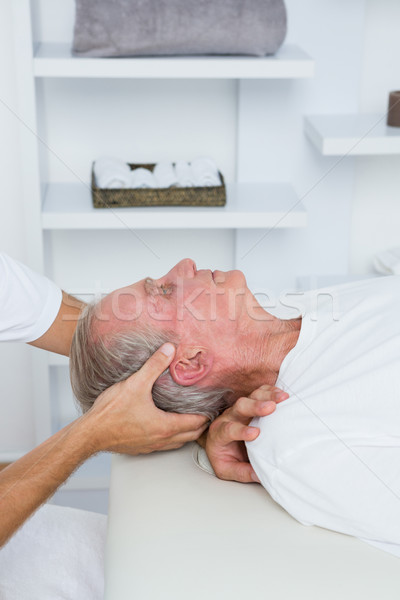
176,258,196,278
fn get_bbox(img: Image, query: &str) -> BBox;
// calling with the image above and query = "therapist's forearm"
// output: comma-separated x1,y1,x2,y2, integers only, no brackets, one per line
0,412,97,547
29,291,86,356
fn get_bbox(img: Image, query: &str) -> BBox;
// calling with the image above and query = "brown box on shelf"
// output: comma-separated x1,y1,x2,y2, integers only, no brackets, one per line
91,163,226,208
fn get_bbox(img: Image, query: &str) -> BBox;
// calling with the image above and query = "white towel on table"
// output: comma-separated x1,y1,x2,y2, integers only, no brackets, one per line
130,167,157,188
191,156,221,187
153,162,178,188
0,504,107,600
175,160,195,188
373,247,400,275
94,156,131,189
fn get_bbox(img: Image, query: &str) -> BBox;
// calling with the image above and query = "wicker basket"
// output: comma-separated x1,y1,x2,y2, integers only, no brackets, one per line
91,163,226,208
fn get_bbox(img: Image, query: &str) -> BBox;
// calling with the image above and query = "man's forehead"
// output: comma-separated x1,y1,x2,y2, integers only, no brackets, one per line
95,282,146,333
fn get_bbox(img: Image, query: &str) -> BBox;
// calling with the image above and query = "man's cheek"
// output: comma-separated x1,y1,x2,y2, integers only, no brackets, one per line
147,298,175,322
177,288,207,322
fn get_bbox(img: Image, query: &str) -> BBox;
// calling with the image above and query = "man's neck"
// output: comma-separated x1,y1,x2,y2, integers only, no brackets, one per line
221,316,302,399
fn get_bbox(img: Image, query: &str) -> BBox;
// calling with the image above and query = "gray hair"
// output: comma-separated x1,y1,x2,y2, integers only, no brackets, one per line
70,302,231,421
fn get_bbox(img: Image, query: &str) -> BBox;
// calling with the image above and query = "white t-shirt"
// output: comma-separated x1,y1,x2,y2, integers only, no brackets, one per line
246,276,400,557
0,253,62,343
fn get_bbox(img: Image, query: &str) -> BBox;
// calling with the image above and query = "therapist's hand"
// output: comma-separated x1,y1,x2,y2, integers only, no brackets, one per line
205,386,289,484
86,343,208,455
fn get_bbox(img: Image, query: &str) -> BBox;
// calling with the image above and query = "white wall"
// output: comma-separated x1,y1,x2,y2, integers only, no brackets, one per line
0,1,35,456
350,0,400,273
236,0,365,293
1,0,399,454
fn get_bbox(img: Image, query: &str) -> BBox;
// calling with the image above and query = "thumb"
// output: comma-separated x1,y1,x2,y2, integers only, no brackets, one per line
134,343,176,389
218,462,259,484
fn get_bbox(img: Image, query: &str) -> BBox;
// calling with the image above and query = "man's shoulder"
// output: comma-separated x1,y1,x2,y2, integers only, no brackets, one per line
312,275,400,300
248,398,308,466
301,275,400,324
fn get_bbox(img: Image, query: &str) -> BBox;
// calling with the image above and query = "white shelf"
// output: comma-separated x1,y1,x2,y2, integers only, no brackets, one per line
304,114,400,156
33,43,314,79
41,182,307,230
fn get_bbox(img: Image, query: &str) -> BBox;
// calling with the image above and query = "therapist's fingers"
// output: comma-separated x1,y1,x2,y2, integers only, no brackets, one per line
205,418,261,483
155,430,209,452
164,411,209,436
214,461,260,484
132,343,176,390
106,417,209,455
249,385,289,404
159,420,209,448
210,420,261,445
203,389,287,485
229,396,278,423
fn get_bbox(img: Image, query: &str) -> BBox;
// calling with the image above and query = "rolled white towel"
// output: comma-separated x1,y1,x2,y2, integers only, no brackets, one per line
94,156,131,189
130,167,157,189
96,168,132,189
175,160,195,188
153,162,178,188
373,247,400,275
191,156,221,187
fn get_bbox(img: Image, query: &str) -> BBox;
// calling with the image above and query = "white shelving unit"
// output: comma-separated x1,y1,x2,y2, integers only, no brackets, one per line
42,182,307,230
302,110,399,290
304,113,400,156
34,42,314,79
13,0,316,492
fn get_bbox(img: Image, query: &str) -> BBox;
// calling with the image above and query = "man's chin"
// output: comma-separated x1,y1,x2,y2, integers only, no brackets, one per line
230,269,247,287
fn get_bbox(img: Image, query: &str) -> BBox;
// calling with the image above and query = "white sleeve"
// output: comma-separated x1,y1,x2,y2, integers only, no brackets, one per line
0,253,62,343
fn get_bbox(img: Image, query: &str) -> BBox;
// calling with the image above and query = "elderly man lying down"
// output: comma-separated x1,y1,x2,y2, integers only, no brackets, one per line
70,259,400,557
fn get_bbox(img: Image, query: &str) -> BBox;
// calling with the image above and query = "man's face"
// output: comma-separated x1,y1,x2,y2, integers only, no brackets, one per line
95,258,251,349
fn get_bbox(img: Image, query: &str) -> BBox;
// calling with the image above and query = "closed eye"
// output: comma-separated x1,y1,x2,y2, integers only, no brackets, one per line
160,283,174,297
144,277,174,298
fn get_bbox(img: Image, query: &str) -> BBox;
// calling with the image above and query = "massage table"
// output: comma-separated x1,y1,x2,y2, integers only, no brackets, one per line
105,445,400,599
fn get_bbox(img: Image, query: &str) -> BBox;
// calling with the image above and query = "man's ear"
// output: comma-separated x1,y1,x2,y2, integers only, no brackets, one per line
169,346,213,386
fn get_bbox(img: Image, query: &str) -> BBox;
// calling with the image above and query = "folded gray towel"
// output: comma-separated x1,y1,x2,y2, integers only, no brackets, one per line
72,0,287,58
